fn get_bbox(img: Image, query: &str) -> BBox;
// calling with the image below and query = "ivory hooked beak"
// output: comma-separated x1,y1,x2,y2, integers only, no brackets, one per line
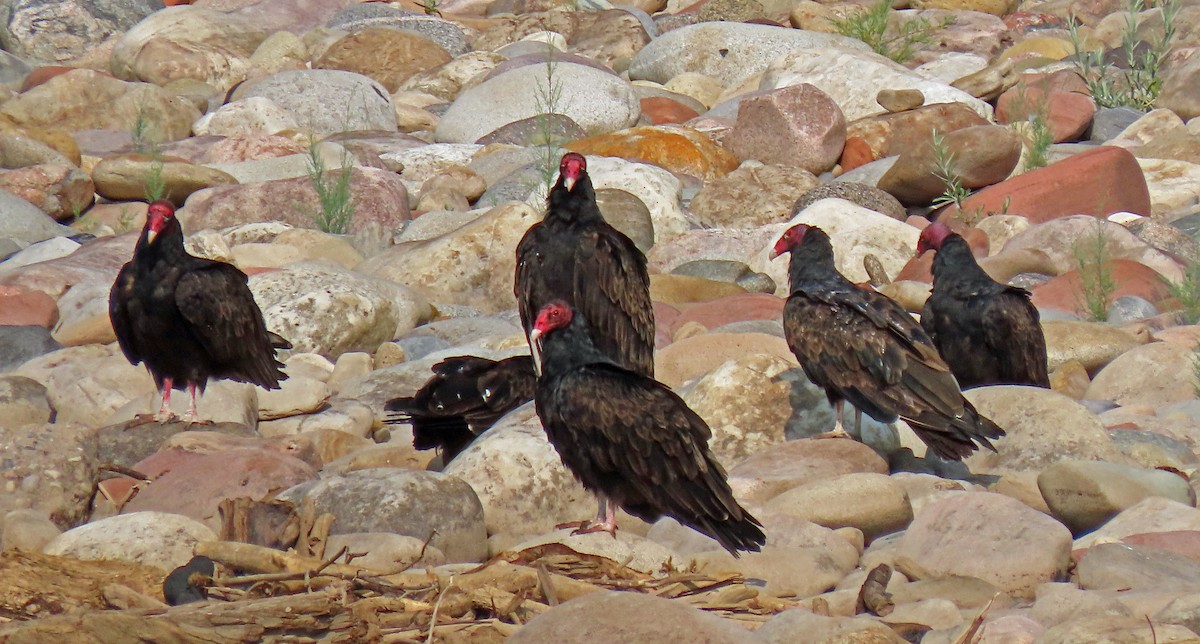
563,176,576,192
146,229,158,244
528,329,543,377
768,248,780,260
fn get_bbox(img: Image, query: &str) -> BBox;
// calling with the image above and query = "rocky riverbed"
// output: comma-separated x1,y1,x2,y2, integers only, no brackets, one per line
2,0,1200,640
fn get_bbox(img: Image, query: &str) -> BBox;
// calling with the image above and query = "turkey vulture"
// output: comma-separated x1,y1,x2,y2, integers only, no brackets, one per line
772,224,1003,460
109,200,289,423
529,301,765,555
385,355,536,463
515,152,654,378
917,222,1050,389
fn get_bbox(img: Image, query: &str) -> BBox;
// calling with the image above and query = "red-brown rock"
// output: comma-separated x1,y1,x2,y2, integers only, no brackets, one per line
0,286,58,327
840,136,874,172
879,125,1022,206
1030,259,1172,315
1151,325,1200,348
653,300,681,348
1004,12,1067,34
846,102,989,160
1122,530,1200,563
0,164,95,221
199,134,307,164
20,66,88,93
940,146,1151,224
723,83,846,175
996,85,1095,143
640,97,699,125
669,293,786,334
122,447,318,532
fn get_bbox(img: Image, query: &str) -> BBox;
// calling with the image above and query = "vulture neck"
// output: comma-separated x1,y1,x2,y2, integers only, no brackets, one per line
546,175,604,225
932,234,995,288
787,229,845,291
538,315,612,377
134,219,189,269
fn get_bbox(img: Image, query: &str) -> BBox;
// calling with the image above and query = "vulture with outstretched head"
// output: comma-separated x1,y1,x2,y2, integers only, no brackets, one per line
917,221,1050,389
515,152,654,377
109,200,289,423
530,301,765,555
385,355,536,463
772,223,1004,460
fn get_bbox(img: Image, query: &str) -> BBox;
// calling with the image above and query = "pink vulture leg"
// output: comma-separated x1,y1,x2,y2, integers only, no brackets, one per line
180,383,211,425
814,400,852,440
152,377,179,424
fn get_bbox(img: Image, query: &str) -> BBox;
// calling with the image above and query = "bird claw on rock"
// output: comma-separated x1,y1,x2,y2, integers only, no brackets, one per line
572,521,618,538
127,412,177,427
179,413,213,427
555,520,617,538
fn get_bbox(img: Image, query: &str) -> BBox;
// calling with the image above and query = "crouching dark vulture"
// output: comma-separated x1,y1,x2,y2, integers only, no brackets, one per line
385,355,537,463
515,152,655,377
771,223,1004,461
529,300,765,555
109,200,290,424
917,221,1050,389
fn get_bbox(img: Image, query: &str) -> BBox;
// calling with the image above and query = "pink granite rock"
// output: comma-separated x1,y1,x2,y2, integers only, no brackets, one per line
724,83,846,175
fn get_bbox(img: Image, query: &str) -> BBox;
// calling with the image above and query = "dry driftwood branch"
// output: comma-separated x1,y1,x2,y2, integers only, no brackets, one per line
296,496,335,559
440,560,600,605
0,550,165,619
0,587,367,643
97,463,151,482
101,584,168,611
2,540,800,642
196,540,367,578
953,592,1000,644
856,564,895,617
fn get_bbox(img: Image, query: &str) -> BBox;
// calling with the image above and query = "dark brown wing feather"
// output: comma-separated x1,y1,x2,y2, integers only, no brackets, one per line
575,229,655,376
980,290,1050,387
784,286,1002,460
109,262,141,365
922,286,1049,389
538,364,764,554
515,223,654,377
386,356,536,461
174,262,286,389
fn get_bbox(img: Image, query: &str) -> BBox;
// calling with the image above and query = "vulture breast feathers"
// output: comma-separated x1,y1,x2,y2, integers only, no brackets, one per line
917,222,1050,389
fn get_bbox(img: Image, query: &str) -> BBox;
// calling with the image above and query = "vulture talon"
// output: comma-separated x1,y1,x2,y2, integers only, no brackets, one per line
128,412,166,427
571,521,617,538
